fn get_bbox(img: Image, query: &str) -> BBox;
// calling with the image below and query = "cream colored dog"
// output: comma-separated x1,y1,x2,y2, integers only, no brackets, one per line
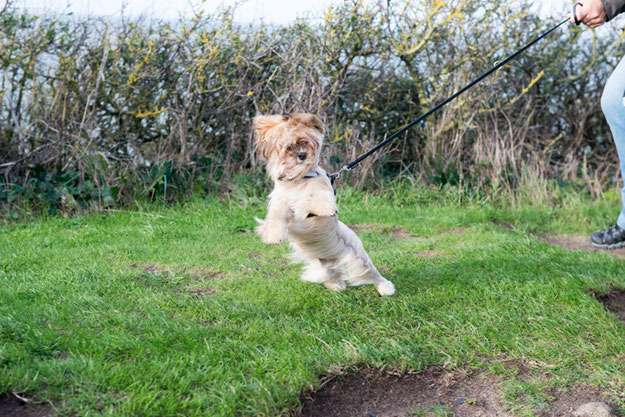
253,113,395,296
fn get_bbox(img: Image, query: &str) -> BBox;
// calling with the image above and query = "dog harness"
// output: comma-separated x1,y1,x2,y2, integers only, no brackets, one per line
302,169,336,195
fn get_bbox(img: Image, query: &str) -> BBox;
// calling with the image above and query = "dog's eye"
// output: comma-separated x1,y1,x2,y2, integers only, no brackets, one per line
296,152,307,161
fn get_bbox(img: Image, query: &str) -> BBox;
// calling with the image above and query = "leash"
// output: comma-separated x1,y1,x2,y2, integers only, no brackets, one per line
330,7,581,182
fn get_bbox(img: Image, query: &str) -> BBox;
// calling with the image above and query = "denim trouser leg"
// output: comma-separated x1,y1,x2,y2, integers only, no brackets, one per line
601,54,625,228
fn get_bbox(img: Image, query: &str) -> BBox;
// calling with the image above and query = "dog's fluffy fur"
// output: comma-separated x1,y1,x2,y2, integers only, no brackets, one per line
253,113,395,296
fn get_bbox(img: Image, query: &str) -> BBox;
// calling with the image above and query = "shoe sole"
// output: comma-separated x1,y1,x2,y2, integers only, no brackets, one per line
589,239,625,250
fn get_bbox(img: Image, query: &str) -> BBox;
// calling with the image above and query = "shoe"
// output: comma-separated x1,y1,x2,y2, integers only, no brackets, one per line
589,224,625,249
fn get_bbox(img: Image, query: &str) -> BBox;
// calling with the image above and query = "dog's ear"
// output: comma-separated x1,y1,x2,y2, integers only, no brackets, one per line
253,115,287,159
289,113,324,135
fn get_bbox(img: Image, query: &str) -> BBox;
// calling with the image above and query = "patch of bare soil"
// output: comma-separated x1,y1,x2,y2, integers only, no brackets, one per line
132,263,224,280
296,367,621,417
492,220,513,230
539,235,625,259
297,367,512,417
414,249,446,258
542,385,618,417
0,393,53,417
188,288,216,298
443,229,467,235
348,224,419,241
596,290,625,323
131,263,219,296
188,268,224,281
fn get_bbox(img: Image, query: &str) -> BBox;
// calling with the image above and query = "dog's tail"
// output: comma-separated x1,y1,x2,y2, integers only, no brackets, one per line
254,217,265,236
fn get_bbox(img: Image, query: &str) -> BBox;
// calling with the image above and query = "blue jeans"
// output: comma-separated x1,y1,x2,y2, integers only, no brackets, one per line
601,54,625,228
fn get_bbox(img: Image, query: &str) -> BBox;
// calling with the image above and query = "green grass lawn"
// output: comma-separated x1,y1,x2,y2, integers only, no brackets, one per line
2,185,625,416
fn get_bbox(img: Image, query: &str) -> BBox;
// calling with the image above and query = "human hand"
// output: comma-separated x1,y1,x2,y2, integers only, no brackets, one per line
569,1,607,28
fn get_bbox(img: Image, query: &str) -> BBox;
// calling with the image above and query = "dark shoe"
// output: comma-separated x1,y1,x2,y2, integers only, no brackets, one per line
590,224,625,249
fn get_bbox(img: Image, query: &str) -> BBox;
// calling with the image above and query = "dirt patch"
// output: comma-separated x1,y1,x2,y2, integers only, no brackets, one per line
188,288,216,298
0,393,54,417
492,220,513,230
187,268,223,281
539,235,625,258
140,263,172,274
131,263,219,297
542,384,618,417
596,290,625,323
296,367,621,417
348,224,419,241
297,367,512,417
414,249,446,258
444,229,467,235
132,263,223,281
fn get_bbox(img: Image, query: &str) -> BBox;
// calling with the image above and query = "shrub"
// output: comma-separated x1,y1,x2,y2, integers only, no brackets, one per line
1,0,623,213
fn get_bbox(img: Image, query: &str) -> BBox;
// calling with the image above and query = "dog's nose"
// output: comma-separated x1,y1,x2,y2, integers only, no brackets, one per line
297,152,307,161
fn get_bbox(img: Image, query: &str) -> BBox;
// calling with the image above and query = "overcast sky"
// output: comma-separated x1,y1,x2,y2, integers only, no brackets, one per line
18,0,569,24
18,0,337,24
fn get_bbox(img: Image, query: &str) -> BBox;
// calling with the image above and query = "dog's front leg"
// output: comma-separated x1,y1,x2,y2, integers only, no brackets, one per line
256,196,290,244
293,188,337,220
310,191,338,217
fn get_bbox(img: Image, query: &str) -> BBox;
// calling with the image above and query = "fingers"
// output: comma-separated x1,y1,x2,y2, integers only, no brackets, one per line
573,3,589,25
585,9,607,26
568,11,576,24
586,18,604,28
571,0,607,28
584,14,607,27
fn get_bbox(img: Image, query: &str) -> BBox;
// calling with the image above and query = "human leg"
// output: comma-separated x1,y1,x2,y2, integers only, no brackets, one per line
591,55,625,248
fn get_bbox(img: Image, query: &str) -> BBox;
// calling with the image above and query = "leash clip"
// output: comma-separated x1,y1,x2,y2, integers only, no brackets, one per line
329,164,353,181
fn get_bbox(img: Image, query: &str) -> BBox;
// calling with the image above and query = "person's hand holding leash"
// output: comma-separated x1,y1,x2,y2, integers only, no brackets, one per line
569,0,608,27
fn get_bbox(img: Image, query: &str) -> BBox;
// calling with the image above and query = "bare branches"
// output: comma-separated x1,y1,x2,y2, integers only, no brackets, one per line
0,0,623,211
0,0,12,17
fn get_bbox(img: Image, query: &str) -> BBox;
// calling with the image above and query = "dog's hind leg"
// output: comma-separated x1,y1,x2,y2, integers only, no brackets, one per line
319,258,345,291
324,278,346,291
372,273,395,296
300,259,331,283
301,258,346,291
357,268,395,296
343,259,395,296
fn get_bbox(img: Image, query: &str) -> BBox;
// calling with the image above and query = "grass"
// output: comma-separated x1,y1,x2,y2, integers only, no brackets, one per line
1,183,625,416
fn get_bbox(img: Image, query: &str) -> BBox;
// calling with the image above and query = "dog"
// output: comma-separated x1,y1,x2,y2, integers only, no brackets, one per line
253,113,395,296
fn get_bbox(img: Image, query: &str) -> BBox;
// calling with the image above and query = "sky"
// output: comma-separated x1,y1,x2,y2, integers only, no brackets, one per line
18,0,569,24
18,0,336,24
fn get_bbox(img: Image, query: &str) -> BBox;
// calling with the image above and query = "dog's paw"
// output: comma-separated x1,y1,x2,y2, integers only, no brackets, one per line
292,208,309,221
293,198,337,219
256,223,286,244
312,204,338,217
324,280,346,291
304,200,338,218
375,278,395,296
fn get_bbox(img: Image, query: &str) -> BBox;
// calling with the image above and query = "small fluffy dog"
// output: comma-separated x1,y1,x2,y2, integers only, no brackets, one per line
253,113,395,296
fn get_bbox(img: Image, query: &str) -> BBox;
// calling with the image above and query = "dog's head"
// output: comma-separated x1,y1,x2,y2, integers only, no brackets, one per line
253,113,324,181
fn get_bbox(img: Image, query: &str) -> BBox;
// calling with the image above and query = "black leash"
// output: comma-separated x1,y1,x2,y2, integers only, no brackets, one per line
330,10,579,182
